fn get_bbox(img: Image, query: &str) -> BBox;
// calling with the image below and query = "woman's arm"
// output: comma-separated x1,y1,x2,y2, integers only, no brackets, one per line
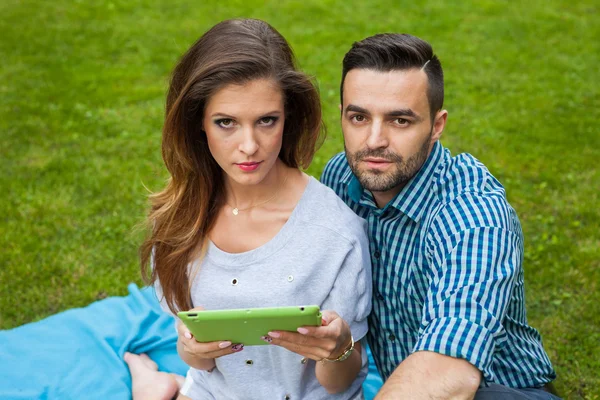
266,311,362,394
315,340,363,394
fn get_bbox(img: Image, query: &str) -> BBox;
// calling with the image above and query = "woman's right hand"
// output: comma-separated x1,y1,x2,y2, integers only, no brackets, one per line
176,307,244,369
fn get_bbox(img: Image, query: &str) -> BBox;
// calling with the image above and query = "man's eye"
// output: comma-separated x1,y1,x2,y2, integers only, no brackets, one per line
395,118,409,126
258,116,278,126
216,119,234,128
351,115,366,123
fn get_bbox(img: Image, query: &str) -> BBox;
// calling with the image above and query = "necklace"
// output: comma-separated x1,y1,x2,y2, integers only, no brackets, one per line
227,171,288,216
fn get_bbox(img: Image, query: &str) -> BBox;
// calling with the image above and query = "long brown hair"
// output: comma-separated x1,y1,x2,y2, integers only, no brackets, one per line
140,19,324,314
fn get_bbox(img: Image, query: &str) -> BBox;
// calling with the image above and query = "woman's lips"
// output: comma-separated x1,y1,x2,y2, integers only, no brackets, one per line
236,161,262,172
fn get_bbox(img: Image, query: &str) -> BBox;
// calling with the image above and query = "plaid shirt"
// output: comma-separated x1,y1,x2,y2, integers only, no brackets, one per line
321,141,556,388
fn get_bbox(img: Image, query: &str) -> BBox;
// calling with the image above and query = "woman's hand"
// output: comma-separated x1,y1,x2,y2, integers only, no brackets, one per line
262,310,352,361
264,310,361,393
176,307,244,370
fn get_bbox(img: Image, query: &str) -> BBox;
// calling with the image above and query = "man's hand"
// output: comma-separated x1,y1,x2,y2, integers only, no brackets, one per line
263,310,352,361
375,351,481,400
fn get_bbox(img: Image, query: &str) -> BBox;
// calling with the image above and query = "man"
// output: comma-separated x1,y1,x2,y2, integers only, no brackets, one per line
321,33,559,399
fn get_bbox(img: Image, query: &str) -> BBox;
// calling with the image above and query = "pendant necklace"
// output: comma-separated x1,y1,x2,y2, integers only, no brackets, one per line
228,171,288,216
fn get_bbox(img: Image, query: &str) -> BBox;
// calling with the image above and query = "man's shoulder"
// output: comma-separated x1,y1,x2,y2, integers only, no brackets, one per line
434,152,505,198
429,151,520,233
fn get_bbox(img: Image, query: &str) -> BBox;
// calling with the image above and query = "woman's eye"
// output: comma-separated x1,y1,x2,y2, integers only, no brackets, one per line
258,116,277,126
216,119,235,128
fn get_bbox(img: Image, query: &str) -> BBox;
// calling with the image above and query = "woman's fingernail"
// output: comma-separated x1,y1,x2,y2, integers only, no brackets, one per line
231,344,244,352
184,331,192,339
268,331,280,338
260,335,273,343
321,318,327,326
219,341,232,349
297,327,309,335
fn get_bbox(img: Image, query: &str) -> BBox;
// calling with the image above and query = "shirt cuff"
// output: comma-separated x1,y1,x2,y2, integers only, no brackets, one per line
412,317,496,382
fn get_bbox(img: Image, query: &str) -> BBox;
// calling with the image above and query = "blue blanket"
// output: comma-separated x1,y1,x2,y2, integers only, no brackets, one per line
0,283,383,399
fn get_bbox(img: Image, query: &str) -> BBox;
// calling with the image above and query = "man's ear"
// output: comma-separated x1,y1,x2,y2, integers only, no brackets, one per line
431,109,448,143
339,104,342,112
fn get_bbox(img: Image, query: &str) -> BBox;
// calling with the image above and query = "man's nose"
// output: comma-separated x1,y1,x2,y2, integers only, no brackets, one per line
365,120,388,149
239,126,259,155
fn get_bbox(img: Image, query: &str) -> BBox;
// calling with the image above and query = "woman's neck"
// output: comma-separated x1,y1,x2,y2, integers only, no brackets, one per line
224,160,287,210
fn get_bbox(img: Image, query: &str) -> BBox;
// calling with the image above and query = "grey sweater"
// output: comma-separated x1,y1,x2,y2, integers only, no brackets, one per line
160,177,372,400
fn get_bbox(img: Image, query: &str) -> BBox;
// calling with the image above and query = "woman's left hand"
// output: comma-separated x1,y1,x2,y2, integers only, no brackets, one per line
263,310,352,361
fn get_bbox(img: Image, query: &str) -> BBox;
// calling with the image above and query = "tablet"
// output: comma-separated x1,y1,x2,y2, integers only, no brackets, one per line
177,305,322,346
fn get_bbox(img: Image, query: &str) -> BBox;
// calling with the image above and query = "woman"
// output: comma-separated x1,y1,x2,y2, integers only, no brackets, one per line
129,18,372,399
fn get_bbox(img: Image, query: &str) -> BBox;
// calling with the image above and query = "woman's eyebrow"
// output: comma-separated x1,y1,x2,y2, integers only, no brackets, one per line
210,112,236,118
257,110,283,116
210,110,283,118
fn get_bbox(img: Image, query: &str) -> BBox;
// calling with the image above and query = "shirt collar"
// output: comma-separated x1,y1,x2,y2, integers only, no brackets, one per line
346,141,446,222
341,165,353,185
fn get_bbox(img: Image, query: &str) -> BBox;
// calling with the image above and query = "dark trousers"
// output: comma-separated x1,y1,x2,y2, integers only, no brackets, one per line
475,383,561,400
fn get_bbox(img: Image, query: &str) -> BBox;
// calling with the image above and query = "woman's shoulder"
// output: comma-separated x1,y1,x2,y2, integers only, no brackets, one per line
299,176,367,239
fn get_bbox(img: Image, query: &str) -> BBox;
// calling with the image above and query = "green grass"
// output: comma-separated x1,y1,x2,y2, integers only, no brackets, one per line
1,0,598,398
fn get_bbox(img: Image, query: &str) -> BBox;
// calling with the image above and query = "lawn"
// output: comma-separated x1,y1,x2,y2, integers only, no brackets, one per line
1,0,598,398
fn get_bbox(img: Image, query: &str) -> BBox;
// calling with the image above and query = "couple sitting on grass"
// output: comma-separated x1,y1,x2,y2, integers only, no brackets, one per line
124,18,559,400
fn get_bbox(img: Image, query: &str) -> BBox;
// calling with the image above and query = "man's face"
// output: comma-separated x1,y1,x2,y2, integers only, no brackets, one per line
341,68,445,200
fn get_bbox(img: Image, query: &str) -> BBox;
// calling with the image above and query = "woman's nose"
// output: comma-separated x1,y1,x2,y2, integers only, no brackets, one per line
238,126,259,155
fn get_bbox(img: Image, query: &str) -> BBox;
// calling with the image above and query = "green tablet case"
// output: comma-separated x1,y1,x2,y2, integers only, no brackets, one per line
177,305,322,346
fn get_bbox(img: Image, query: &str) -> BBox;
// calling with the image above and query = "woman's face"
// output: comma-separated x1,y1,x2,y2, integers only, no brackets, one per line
203,78,285,186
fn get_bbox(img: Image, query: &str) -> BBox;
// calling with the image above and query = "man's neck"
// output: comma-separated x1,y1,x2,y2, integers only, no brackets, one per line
371,184,405,209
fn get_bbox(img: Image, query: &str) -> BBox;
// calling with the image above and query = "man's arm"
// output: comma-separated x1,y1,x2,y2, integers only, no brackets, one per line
377,194,524,398
375,351,481,400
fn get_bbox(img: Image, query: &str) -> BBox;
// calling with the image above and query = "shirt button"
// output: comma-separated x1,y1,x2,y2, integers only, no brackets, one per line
245,359,253,365
300,357,307,364
373,251,381,259
284,395,291,400
388,333,396,341
287,275,294,282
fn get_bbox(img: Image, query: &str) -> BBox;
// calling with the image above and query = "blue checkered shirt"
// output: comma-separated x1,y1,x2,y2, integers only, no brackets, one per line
321,141,556,388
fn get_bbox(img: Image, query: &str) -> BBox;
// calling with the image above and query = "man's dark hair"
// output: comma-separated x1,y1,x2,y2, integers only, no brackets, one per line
341,33,444,119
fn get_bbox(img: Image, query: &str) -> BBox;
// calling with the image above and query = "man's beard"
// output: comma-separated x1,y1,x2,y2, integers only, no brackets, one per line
346,137,431,193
